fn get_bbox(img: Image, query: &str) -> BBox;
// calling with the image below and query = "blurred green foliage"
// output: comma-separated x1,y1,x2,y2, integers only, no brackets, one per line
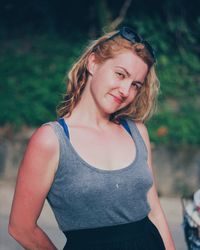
0,34,87,127
0,1,199,145
131,17,200,145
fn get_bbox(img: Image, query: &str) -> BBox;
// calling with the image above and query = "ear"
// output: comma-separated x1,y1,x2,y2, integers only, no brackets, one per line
87,53,98,76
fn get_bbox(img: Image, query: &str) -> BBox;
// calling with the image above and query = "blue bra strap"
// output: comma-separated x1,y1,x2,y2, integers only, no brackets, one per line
58,117,70,139
119,118,132,138
58,117,132,140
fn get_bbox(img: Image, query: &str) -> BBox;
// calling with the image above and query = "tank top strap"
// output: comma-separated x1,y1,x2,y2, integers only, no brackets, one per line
41,120,71,178
42,120,66,142
124,118,148,159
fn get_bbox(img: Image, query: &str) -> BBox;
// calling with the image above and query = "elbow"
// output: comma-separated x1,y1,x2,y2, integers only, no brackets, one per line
8,213,38,244
8,222,31,242
8,223,21,241
8,223,17,239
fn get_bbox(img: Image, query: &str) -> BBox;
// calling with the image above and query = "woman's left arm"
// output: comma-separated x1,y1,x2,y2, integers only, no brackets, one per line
135,122,176,250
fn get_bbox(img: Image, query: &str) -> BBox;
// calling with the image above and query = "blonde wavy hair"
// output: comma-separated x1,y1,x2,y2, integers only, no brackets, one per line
57,30,160,123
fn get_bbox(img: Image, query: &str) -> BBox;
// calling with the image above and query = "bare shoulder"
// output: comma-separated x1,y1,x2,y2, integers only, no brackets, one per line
21,123,60,175
29,124,59,154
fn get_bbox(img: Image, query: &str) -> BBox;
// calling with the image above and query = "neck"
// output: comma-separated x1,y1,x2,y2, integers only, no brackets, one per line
66,86,112,129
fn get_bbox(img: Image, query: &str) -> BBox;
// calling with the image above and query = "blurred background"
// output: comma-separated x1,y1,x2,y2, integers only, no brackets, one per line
0,0,199,249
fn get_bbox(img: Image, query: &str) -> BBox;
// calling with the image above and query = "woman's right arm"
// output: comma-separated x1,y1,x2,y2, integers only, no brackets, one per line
8,124,59,250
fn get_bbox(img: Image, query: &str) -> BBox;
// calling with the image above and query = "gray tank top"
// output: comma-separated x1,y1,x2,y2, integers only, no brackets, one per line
43,118,153,231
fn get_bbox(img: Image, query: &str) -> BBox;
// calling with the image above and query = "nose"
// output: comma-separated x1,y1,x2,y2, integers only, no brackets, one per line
118,82,132,97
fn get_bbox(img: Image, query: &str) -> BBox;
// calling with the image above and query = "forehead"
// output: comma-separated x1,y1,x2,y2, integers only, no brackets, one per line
102,50,148,75
112,50,146,66
105,51,148,81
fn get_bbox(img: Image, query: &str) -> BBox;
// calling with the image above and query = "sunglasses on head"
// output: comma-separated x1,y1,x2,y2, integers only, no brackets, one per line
96,26,156,63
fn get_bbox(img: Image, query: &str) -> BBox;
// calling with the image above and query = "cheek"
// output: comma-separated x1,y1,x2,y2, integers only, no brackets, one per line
120,91,137,109
127,90,137,103
90,75,102,92
91,73,114,95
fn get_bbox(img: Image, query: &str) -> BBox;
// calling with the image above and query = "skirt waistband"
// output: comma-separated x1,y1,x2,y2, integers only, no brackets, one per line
62,216,150,243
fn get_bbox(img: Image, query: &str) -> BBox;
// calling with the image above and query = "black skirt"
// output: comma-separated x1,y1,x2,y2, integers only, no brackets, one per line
62,216,165,250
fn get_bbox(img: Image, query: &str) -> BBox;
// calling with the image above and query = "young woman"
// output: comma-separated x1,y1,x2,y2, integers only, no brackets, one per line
9,26,176,249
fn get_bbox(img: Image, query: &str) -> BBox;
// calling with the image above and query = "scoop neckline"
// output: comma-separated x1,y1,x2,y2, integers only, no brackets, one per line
57,119,139,174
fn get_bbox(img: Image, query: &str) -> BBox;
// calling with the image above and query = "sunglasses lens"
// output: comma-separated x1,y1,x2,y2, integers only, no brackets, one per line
143,41,156,62
93,26,156,63
119,27,156,62
121,27,141,43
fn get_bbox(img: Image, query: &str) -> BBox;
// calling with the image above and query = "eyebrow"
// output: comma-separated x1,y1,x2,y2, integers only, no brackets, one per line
115,66,143,86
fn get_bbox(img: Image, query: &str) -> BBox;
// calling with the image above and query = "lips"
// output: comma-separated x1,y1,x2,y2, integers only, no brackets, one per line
109,94,123,104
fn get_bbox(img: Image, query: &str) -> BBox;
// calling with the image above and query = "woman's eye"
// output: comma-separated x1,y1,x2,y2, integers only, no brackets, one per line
132,82,142,90
116,72,125,79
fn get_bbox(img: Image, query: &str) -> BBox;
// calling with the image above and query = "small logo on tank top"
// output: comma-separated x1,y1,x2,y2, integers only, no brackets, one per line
116,183,119,188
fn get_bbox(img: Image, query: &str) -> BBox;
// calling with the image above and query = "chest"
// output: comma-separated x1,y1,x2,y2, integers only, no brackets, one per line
68,125,136,171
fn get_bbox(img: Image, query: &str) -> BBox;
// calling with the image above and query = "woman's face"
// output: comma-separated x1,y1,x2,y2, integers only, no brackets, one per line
88,50,148,115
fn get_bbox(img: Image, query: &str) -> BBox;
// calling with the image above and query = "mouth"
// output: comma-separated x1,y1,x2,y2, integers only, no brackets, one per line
109,94,123,104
